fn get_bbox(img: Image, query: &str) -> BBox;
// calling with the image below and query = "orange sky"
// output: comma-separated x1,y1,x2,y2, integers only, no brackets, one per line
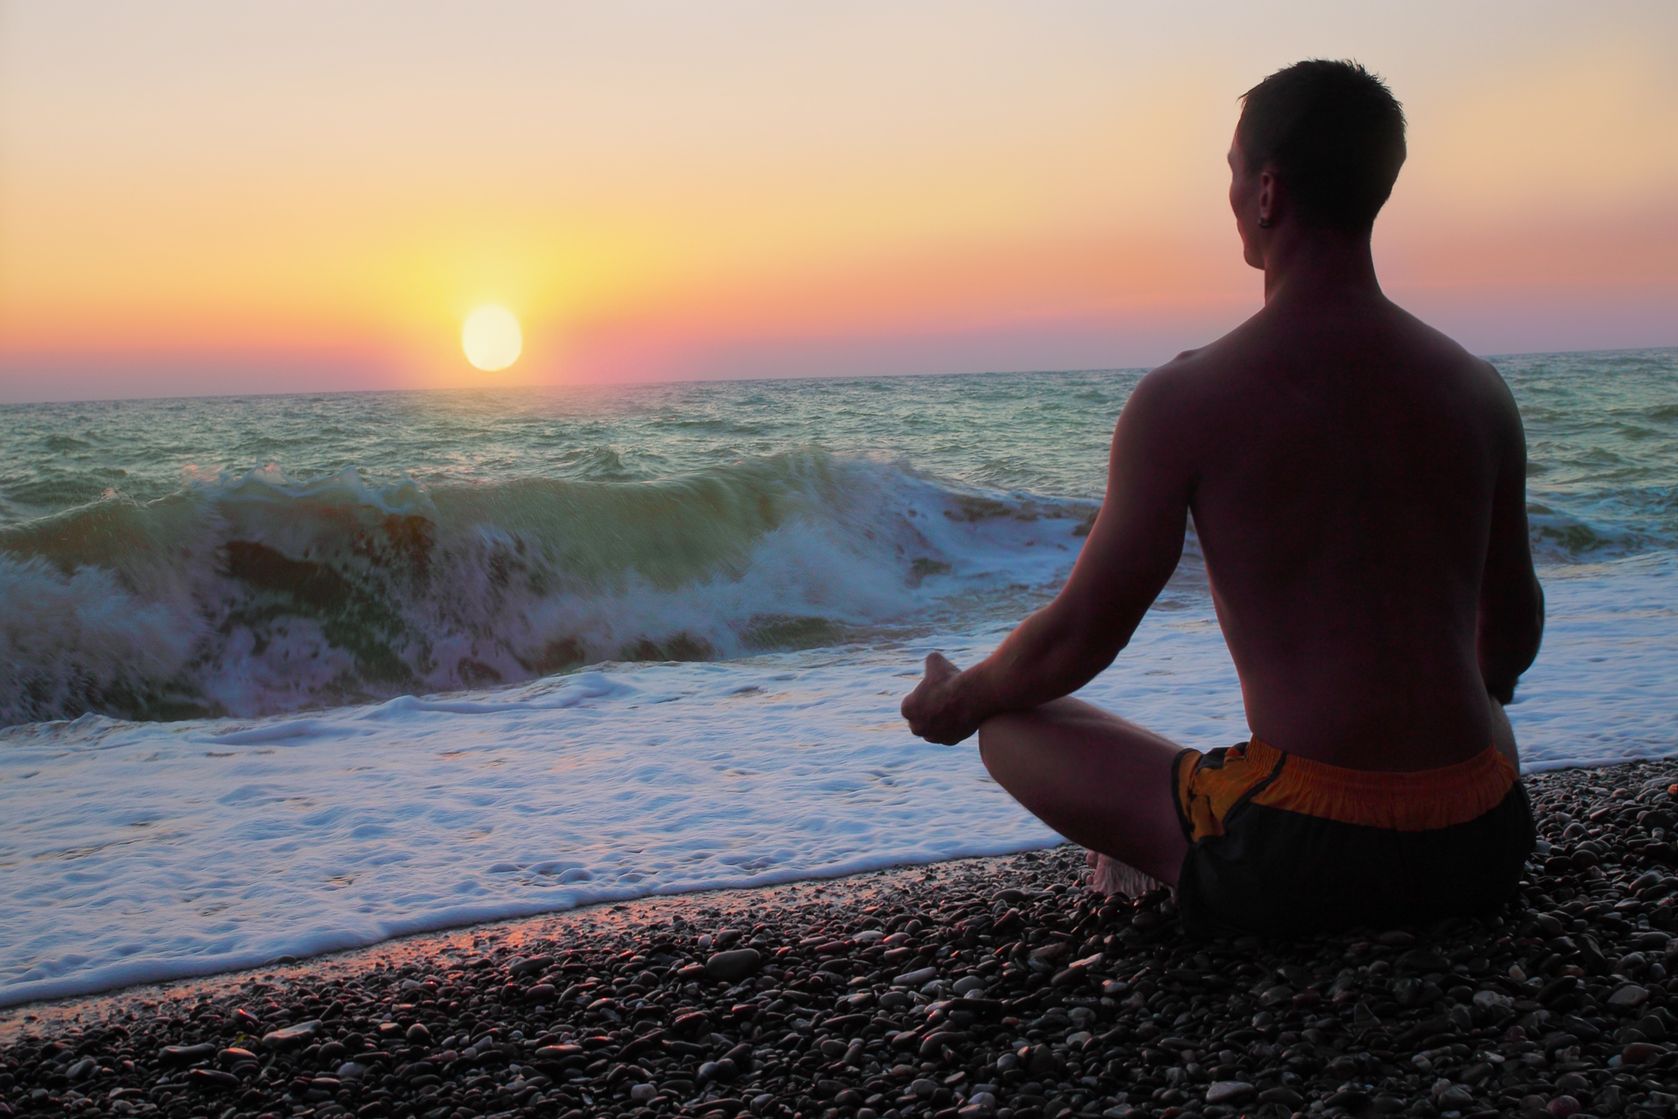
1,1,1673,402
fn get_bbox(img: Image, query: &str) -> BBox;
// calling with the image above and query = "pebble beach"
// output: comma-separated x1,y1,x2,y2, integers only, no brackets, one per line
3,757,1674,1119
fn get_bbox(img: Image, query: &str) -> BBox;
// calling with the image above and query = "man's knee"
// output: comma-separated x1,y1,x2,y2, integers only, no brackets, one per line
975,713,1024,781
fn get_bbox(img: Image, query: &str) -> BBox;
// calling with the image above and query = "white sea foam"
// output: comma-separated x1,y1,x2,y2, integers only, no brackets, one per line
0,555,203,720
1,551,1671,1008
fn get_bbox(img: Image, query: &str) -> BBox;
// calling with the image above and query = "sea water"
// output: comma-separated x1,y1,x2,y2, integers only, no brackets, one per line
2,348,1674,1006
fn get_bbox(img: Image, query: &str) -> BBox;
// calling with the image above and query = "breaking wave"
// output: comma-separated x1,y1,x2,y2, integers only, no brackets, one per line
0,452,1090,725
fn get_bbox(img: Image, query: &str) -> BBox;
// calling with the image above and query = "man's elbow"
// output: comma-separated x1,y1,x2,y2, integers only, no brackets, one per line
1519,576,1545,668
1480,577,1544,702
1063,614,1131,684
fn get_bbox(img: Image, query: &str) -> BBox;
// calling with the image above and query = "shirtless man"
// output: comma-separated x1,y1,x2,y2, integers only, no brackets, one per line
900,60,1543,935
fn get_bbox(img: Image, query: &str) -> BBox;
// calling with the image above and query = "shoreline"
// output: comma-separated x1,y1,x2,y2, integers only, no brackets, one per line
4,757,1675,1117
0,850,1053,1046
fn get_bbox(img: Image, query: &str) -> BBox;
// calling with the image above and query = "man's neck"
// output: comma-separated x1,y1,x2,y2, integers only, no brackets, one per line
1261,228,1383,308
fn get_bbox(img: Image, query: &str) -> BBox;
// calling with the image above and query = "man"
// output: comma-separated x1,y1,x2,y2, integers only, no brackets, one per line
900,60,1543,936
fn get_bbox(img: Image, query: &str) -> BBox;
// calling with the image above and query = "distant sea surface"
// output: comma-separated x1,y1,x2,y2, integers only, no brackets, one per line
2,348,1674,1006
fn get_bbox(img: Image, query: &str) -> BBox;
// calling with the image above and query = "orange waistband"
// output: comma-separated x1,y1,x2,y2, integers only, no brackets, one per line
1244,738,1518,831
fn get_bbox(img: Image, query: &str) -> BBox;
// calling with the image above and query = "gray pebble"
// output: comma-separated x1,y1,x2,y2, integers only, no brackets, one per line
1205,1081,1255,1105
159,1042,217,1066
1259,1086,1304,1106
186,1068,241,1090
704,947,763,982
1606,983,1649,1010
1434,1083,1474,1108
1472,989,1513,1014
1623,1041,1666,1064
260,1020,320,1050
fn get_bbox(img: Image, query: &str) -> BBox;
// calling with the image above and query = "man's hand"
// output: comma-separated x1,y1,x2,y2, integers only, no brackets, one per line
900,652,979,745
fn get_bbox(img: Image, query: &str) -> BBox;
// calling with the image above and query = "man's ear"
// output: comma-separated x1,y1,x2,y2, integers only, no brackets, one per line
1258,168,1277,225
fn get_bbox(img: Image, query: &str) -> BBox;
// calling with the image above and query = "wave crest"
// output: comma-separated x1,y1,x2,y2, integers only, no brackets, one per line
0,452,1088,725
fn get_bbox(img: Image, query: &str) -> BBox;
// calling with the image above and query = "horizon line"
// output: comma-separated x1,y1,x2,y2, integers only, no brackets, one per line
0,342,1673,409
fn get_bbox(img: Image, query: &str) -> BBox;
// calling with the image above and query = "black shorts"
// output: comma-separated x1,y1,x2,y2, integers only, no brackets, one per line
1171,739,1536,937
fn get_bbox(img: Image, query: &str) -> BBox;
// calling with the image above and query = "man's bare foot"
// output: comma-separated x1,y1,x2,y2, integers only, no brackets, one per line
1083,848,1163,898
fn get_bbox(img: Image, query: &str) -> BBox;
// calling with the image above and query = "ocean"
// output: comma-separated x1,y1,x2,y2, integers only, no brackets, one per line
2,347,1674,1007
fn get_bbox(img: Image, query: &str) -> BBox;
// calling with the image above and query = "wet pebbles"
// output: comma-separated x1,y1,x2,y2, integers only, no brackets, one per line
2,758,1674,1117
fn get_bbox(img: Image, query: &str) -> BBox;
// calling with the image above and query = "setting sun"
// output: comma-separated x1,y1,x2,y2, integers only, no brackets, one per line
461,305,522,372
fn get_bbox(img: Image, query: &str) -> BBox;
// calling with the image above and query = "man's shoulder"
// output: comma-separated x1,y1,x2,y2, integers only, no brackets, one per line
1164,308,1278,372
1138,320,1262,396
1377,300,1508,377
1118,335,1247,442
1385,307,1517,417
1127,352,1203,411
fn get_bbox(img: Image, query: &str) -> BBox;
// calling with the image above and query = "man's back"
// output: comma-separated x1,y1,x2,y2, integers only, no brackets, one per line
1159,293,1522,770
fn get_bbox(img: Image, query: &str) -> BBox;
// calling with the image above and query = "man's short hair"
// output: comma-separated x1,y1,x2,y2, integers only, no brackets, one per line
1237,60,1407,233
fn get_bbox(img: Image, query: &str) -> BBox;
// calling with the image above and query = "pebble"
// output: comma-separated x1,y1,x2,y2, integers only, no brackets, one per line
535,1043,584,1060
1435,1083,1474,1108
1606,983,1650,1010
218,1047,258,1072
1022,1043,1061,1076
260,1019,320,1050
159,1042,216,1066
704,947,763,982
508,955,549,977
186,1068,241,1090
1471,989,1513,1015
1622,1041,1666,1064
1205,1080,1255,1105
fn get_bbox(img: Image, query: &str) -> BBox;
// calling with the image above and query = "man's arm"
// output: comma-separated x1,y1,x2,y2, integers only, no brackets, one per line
1477,371,1544,705
902,369,1195,743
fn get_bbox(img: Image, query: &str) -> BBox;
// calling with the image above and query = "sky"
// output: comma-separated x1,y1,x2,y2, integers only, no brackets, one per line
0,0,1674,403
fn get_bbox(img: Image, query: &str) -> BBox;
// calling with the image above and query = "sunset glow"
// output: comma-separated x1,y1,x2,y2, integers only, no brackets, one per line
0,1,1673,402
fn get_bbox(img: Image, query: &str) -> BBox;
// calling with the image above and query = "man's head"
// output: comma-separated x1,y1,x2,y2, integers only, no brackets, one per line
1232,60,1406,237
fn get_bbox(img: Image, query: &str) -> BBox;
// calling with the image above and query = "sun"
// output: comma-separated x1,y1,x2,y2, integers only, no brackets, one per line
461,305,522,372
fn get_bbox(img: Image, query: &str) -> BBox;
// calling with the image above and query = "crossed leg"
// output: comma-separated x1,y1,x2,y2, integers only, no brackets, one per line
977,696,1190,888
